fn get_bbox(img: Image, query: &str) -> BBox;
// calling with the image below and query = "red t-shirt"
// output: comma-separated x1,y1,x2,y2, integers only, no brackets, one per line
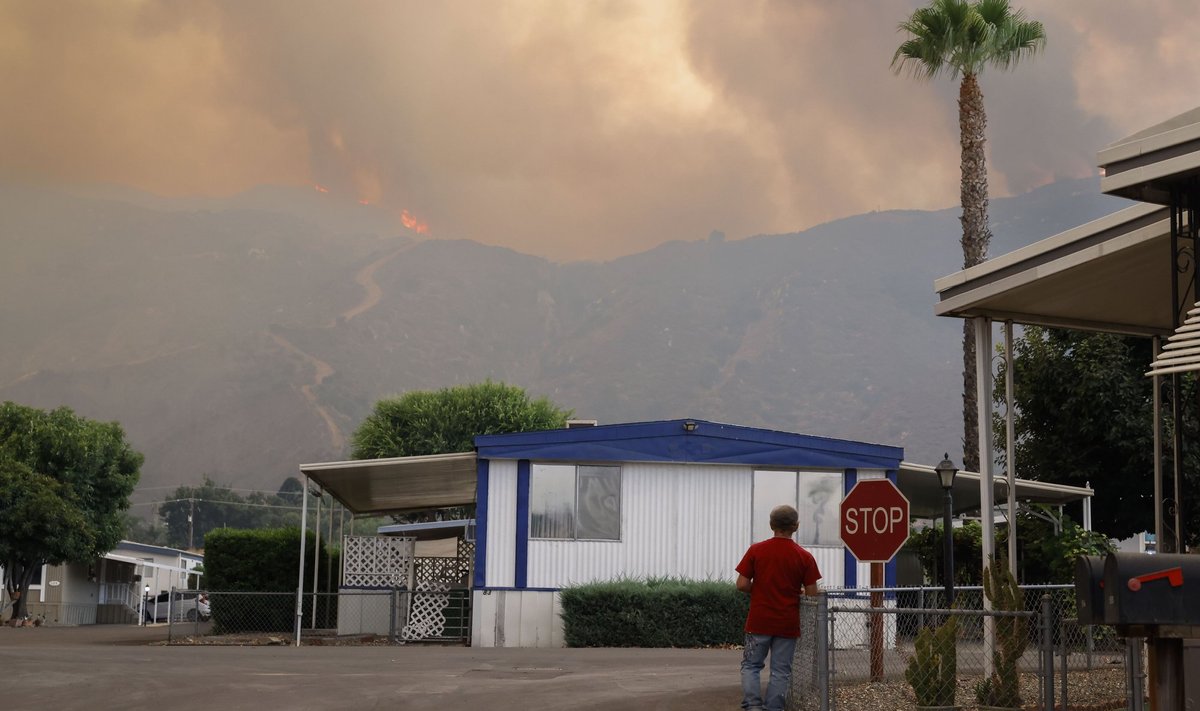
736,537,822,637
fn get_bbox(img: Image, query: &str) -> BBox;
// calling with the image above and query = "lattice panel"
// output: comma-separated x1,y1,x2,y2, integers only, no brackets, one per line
342,536,414,588
414,557,464,587
401,580,450,640
457,539,475,578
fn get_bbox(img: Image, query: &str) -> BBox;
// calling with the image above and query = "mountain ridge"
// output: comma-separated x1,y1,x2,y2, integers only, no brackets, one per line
0,177,1133,507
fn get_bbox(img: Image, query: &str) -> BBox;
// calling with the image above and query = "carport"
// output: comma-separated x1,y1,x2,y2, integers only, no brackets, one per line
294,452,478,646
935,106,1200,570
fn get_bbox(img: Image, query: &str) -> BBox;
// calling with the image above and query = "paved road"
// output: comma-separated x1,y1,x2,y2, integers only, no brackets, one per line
0,625,743,711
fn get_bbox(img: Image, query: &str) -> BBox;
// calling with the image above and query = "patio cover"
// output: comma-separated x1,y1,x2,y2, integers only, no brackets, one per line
898,462,1092,519
934,202,1176,335
299,451,477,515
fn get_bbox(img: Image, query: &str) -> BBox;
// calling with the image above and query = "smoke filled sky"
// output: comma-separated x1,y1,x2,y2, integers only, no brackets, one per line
4,1,1200,261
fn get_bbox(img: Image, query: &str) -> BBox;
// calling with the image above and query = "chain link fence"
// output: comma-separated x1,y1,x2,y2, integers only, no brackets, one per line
784,585,1138,711
806,586,1132,706
165,588,471,645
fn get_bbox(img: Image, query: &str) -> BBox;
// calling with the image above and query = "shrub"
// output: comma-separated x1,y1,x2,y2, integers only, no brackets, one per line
559,577,749,648
905,616,957,707
204,527,334,632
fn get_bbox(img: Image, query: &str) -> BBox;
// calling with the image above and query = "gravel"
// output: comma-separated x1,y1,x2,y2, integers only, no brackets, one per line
832,669,1130,711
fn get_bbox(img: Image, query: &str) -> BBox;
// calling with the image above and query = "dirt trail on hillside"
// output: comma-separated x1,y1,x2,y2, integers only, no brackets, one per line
268,242,415,454
341,243,417,322
269,331,344,453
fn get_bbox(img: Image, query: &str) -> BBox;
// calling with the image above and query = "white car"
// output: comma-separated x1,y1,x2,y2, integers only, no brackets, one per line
144,592,210,623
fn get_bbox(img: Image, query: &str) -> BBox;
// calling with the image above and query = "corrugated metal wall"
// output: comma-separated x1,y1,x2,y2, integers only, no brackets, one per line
526,463,753,587
484,460,518,587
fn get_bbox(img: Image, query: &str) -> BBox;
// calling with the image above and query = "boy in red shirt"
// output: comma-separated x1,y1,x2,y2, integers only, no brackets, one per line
735,504,822,711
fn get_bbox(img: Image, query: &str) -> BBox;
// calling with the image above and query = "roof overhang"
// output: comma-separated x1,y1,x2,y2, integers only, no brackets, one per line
934,203,1181,336
898,462,1092,519
1099,107,1200,204
299,452,478,515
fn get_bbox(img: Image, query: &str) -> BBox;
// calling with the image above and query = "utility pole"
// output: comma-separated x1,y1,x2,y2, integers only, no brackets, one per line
188,498,195,550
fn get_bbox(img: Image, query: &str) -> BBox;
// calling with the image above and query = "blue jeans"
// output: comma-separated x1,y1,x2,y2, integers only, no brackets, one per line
741,633,797,711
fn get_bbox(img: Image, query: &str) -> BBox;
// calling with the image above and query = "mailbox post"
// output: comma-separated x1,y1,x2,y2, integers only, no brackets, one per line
1076,552,1200,708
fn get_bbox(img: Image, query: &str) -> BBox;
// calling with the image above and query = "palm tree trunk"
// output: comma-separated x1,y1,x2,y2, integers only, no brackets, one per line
959,72,990,472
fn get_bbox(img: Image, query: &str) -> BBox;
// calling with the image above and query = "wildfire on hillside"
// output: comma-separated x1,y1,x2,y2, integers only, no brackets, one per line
401,209,429,234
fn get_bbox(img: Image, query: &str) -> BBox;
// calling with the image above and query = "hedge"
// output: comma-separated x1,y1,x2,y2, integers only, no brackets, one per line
560,577,748,648
204,527,340,632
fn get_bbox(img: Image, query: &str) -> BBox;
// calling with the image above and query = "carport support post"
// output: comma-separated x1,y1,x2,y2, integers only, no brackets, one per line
1004,321,1017,574
975,317,996,677
295,474,310,647
869,563,883,681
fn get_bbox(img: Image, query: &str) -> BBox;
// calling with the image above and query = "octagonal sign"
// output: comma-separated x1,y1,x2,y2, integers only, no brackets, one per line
840,479,910,563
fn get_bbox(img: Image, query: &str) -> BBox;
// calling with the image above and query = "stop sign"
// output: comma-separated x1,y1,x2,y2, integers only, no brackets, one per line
840,479,910,563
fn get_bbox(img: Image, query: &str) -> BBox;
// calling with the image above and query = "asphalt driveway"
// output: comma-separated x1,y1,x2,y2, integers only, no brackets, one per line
0,625,743,711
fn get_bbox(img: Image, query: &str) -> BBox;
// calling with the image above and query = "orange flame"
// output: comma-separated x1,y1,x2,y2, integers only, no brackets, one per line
401,209,429,234
314,184,330,193
358,199,370,206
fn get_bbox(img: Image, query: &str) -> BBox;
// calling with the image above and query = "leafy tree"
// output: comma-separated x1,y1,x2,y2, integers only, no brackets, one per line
0,402,141,620
893,0,1045,470
158,478,305,549
351,381,572,459
992,327,1200,544
121,512,170,547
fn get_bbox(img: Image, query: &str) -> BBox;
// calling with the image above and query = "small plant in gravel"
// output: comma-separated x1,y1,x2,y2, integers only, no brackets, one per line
905,615,957,708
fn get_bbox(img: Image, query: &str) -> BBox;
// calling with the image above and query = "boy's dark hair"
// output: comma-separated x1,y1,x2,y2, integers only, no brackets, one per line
770,505,799,532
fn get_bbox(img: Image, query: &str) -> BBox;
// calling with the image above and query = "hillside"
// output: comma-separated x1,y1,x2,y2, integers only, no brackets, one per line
0,178,1132,506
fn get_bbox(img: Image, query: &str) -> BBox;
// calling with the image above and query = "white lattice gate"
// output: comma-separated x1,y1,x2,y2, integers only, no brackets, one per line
338,535,472,642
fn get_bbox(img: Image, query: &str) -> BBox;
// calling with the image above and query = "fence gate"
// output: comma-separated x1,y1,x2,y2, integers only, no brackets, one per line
340,535,473,643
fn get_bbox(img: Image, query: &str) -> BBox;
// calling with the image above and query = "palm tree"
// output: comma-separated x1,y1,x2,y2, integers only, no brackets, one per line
892,0,1045,471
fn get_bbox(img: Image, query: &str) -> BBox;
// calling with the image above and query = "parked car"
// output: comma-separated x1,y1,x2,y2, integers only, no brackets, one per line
144,591,210,623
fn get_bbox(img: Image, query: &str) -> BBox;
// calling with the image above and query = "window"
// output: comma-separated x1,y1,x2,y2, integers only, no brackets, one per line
530,464,621,540
752,470,842,546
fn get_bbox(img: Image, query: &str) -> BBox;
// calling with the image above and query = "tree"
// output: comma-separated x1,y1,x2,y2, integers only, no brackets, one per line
351,381,572,459
893,0,1045,470
994,327,1200,545
158,478,304,549
0,402,142,620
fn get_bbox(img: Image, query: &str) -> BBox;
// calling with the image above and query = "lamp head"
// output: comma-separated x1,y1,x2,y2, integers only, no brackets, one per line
935,453,958,491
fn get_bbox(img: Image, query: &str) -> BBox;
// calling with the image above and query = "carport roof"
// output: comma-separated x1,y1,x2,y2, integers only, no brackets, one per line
299,451,477,515
934,202,1179,336
898,462,1092,519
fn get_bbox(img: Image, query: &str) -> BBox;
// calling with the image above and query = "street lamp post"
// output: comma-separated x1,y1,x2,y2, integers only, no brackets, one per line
935,454,958,607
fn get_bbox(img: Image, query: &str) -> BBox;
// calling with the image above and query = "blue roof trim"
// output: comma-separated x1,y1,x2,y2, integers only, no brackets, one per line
475,419,902,469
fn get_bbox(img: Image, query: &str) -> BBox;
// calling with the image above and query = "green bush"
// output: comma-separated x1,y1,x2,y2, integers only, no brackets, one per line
560,577,749,647
204,527,336,632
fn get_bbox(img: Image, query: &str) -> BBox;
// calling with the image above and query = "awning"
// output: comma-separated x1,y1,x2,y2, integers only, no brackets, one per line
1098,106,1200,204
298,451,478,515
898,462,1093,519
102,553,202,577
934,203,1177,336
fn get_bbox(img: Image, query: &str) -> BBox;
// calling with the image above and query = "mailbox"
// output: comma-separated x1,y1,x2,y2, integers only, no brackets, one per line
1074,555,1107,625
1103,552,1200,628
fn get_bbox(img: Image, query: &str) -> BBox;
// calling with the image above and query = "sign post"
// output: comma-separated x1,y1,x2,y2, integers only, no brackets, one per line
840,479,911,682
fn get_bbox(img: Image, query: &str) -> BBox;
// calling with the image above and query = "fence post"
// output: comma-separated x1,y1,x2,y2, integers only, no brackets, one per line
817,594,829,711
1059,615,1068,710
828,601,837,705
1127,638,1145,711
1041,594,1054,711
389,588,398,645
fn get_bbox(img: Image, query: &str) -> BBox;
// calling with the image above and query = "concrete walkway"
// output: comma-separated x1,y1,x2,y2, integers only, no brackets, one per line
0,625,744,710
